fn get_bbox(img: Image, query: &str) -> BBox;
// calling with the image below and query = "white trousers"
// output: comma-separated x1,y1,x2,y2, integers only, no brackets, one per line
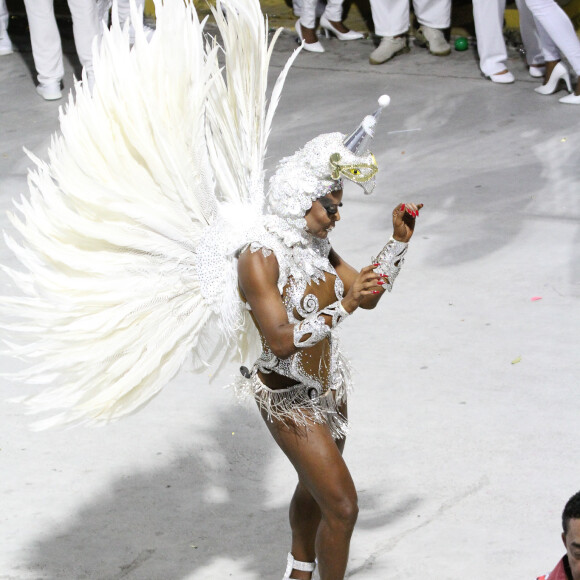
296,0,343,29
473,0,543,76
369,0,451,38
117,0,145,28
524,0,580,74
0,0,9,37
23,0,99,85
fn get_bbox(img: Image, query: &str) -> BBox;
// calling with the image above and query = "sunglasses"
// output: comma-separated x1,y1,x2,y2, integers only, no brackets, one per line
317,197,343,217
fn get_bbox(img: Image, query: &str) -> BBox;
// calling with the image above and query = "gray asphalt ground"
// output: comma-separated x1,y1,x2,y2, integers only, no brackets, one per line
1,13,579,580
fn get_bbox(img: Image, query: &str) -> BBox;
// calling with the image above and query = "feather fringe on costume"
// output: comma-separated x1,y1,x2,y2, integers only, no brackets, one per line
0,0,301,428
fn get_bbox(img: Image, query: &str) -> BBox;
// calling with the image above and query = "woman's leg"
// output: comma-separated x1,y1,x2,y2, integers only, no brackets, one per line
528,16,562,85
472,0,510,76
297,0,319,43
287,481,321,575
515,0,544,66
369,0,410,38
0,0,12,52
263,407,357,580
23,0,64,86
287,433,347,571
322,0,342,25
412,0,451,30
321,0,361,35
524,0,580,76
67,0,99,86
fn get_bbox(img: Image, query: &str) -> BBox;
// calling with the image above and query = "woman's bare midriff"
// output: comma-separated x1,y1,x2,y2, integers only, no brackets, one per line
257,369,300,389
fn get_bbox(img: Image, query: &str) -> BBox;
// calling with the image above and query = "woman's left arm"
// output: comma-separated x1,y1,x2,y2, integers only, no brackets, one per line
330,202,423,310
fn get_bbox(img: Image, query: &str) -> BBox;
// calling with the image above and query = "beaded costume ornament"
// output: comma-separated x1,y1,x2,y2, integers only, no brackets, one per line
0,0,392,429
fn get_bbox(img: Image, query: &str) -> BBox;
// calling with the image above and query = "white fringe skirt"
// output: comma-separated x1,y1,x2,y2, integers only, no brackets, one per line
234,371,350,439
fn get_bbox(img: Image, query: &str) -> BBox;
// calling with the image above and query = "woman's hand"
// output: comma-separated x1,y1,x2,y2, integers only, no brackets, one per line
341,264,386,313
392,202,423,243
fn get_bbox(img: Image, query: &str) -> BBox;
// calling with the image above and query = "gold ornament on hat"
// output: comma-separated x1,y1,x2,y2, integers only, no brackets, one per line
329,152,378,183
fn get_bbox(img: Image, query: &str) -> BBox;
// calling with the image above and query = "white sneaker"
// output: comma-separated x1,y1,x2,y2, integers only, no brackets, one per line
369,35,408,65
36,82,63,101
415,26,450,56
0,31,13,55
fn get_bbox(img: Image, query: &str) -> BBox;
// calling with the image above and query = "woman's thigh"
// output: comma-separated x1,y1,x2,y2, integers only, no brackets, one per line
262,407,356,513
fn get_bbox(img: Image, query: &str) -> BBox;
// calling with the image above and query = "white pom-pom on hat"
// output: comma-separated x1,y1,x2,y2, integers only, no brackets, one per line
378,94,390,108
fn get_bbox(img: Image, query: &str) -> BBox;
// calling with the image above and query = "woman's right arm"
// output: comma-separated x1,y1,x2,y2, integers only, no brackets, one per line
238,248,298,359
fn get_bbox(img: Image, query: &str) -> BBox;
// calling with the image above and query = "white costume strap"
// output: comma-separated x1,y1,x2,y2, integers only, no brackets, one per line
293,300,350,348
372,236,408,291
284,552,316,578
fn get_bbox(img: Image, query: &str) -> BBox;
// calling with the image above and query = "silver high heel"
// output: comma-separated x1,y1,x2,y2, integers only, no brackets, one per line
319,15,363,40
283,552,316,579
534,62,572,95
295,19,325,53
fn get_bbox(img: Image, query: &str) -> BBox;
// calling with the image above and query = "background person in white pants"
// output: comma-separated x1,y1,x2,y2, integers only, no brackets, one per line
22,0,99,100
97,0,153,45
473,0,544,84
294,0,363,53
117,0,154,44
0,0,13,55
524,0,580,103
369,0,451,65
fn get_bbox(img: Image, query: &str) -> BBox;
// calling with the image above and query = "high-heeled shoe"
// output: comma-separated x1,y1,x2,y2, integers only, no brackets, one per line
528,64,545,78
559,92,580,104
319,15,363,41
283,552,316,579
534,62,572,95
295,19,325,53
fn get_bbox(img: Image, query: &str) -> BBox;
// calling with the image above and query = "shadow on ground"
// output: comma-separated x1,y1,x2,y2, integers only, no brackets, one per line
23,408,421,579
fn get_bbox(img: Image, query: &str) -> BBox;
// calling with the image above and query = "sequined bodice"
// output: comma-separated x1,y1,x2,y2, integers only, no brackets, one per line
245,227,350,395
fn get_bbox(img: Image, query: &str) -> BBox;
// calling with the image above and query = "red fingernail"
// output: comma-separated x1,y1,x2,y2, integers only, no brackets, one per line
414,211,418,217
380,274,388,278
400,204,405,211
372,290,380,294
373,263,380,267
377,281,385,285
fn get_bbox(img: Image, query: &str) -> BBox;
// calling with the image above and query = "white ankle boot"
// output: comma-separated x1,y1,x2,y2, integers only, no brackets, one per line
283,552,316,579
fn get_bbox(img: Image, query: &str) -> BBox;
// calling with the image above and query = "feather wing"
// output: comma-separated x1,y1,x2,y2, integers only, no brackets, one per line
205,0,302,209
2,0,217,427
1,0,299,428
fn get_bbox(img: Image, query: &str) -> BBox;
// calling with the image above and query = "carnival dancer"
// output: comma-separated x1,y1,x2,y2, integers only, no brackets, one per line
1,0,421,578
237,128,422,577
